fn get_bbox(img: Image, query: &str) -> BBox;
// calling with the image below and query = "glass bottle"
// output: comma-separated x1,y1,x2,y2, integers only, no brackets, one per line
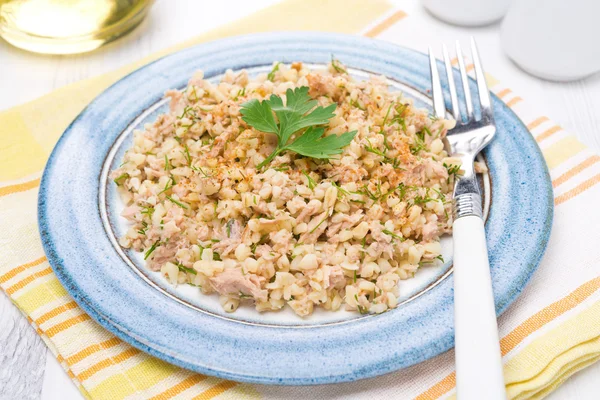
0,0,154,54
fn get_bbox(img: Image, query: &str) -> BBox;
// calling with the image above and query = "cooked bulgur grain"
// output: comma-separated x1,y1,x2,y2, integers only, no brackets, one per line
111,61,459,316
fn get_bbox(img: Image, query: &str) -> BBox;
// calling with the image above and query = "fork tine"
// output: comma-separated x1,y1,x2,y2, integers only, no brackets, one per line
428,47,446,118
470,37,493,121
442,44,460,121
455,41,474,121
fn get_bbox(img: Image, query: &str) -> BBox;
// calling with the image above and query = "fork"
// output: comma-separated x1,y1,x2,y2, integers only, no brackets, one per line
429,39,506,399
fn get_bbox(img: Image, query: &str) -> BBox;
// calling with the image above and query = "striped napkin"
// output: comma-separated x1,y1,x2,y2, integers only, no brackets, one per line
1,0,599,398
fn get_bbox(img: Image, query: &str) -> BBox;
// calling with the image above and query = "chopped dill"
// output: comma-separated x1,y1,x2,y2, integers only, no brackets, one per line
303,171,316,190
444,163,461,183
226,219,234,238
364,139,386,158
178,105,196,120
382,229,404,241
181,144,192,166
382,102,394,127
191,165,213,178
113,173,129,186
390,103,407,131
164,155,172,171
233,87,246,101
267,62,281,81
178,264,197,275
158,176,176,195
350,98,365,111
364,138,402,168
410,133,427,155
354,294,368,314
166,195,188,209
144,240,161,260
395,182,408,201
140,206,154,216
137,221,148,236
430,187,446,202
331,55,347,74
309,217,327,234
331,181,349,197
187,86,199,101
358,180,383,202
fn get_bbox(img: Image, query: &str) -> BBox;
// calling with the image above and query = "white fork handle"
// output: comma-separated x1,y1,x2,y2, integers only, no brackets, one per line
453,216,507,399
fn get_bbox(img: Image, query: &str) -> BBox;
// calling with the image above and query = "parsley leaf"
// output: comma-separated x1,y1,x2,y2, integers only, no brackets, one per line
286,126,356,159
240,87,357,169
239,99,279,134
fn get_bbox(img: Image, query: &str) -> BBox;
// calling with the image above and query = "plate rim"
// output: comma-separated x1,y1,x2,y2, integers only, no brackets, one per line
38,31,554,385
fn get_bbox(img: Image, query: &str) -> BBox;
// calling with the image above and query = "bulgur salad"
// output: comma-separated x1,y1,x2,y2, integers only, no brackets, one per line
111,60,463,317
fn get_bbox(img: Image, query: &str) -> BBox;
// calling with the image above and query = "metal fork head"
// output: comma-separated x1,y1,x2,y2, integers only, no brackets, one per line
429,38,496,176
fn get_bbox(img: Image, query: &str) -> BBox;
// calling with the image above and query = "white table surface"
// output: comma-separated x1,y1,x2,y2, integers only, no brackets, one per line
1,0,599,399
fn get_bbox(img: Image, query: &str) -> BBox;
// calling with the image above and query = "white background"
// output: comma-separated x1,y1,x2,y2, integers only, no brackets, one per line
1,0,599,398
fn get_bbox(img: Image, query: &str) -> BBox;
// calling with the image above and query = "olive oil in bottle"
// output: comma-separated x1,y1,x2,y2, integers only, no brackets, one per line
0,0,153,54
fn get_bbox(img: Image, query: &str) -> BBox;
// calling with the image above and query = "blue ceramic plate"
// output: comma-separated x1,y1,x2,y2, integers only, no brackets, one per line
38,33,553,385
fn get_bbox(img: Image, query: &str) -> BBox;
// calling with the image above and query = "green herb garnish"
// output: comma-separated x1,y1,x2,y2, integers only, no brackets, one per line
181,144,192,166
158,176,176,195
382,102,394,127
113,173,129,186
302,171,317,190
164,155,172,171
354,294,368,314
382,229,404,241
191,165,213,178
144,240,161,260
166,195,188,209
267,62,281,81
137,221,148,236
240,87,357,169
178,264,197,275
391,103,407,131
410,134,427,155
234,87,246,101
140,206,154,216
331,55,347,74
226,219,234,238
331,181,349,197
350,98,365,111
444,163,461,183
309,217,327,234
